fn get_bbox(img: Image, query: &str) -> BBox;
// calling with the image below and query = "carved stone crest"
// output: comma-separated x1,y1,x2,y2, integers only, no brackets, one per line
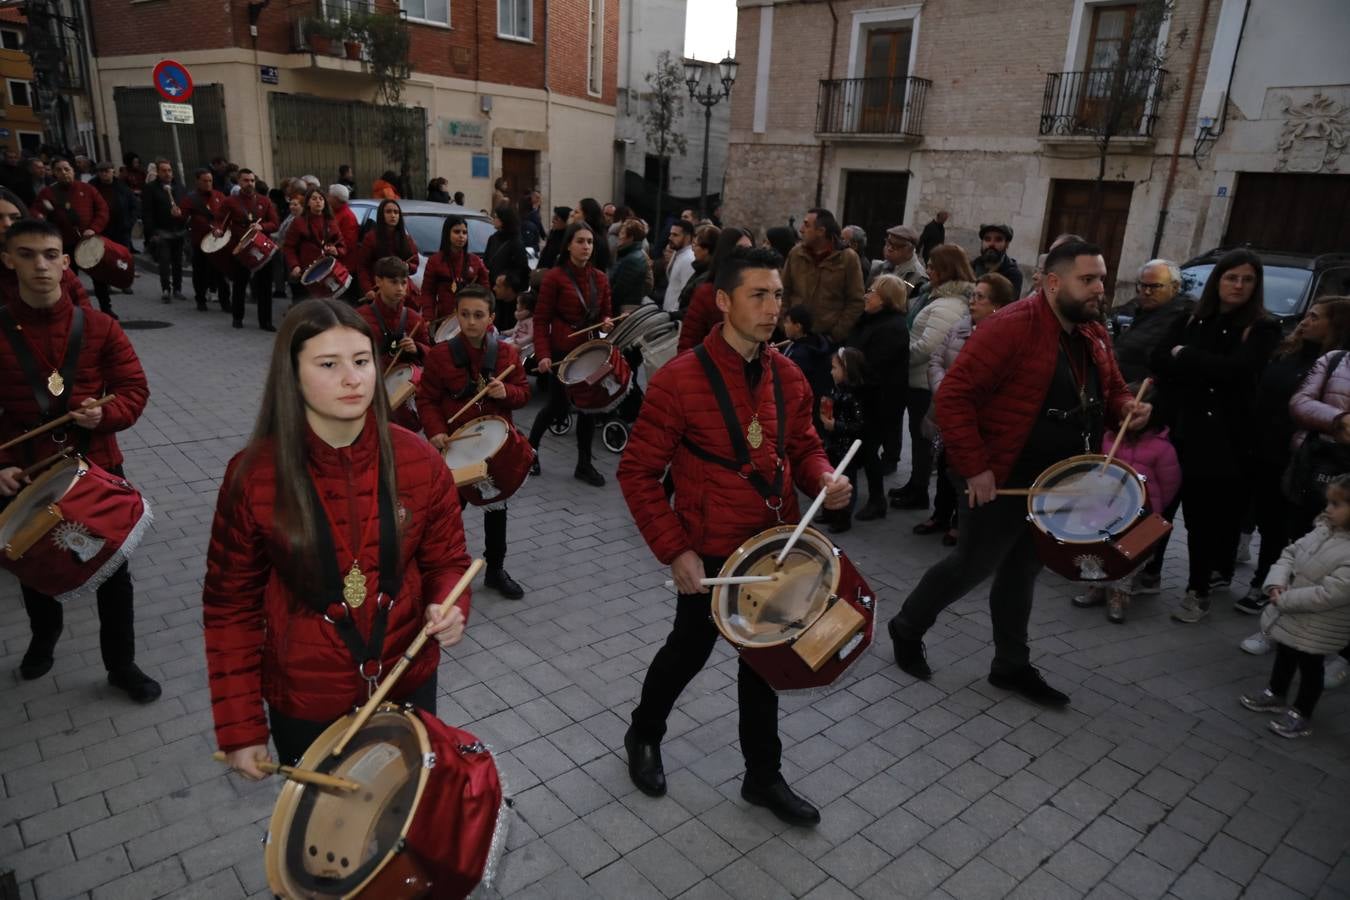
1275,92,1348,173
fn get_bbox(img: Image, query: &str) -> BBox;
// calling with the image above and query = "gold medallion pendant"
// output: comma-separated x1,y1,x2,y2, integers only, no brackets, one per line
342,562,367,608
47,370,65,397
746,415,764,450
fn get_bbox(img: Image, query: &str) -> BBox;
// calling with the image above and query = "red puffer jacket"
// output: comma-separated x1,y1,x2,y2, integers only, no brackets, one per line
356,229,420,295
618,324,834,563
533,261,611,361
417,333,530,438
35,181,109,247
677,282,722,353
420,251,489,321
202,418,472,753
357,300,429,363
282,213,345,274
935,290,1131,483
0,291,148,470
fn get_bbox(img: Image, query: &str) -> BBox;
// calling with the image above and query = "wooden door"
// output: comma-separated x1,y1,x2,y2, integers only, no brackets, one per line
500,149,537,205
1225,172,1350,254
843,171,908,262
1079,4,1137,131
860,28,910,133
1044,179,1135,298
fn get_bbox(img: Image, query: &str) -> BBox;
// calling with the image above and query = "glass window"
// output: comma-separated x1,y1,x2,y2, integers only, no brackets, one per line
8,80,30,107
402,0,448,26
587,0,603,95
1,29,22,50
1180,263,1312,320
498,0,530,40
403,213,493,257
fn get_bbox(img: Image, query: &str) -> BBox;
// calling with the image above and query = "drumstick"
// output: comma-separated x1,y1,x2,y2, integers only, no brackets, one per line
444,365,516,430
0,396,116,451
663,575,780,588
776,438,861,567
1101,378,1152,472
382,321,424,378
211,752,361,792
20,450,72,480
331,558,484,757
567,311,631,339
976,487,1097,497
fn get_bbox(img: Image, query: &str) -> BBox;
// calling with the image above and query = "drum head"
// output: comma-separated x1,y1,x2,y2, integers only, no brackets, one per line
201,231,232,254
1028,455,1147,543
434,317,460,343
383,364,417,394
73,238,103,269
558,343,612,385
0,458,82,545
443,417,510,469
267,708,428,898
713,526,839,648
303,257,336,285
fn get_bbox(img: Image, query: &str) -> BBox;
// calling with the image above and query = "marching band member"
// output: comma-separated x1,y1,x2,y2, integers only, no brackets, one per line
282,188,345,306
34,158,114,317
0,188,92,308
180,168,228,312
421,215,489,324
203,298,472,775
0,219,158,701
356,199,420,301
529,221,613,487
417,284,530,600
356,256,429,364
617,247,850,826
212,168,280,331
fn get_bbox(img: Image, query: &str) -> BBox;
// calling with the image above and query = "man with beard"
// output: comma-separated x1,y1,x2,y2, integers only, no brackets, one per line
973,223,1023,297
886,241,1149,706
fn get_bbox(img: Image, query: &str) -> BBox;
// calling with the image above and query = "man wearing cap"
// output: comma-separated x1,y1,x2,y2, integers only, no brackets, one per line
974,224,1023,297
871,225,928,293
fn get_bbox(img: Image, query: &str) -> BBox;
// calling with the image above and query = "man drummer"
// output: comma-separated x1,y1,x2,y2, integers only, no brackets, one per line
417,284,530,600
617,247,850,826
212,168,279,331
35,158,114,317
356,256,430,364
181,168,228,312
0,219,159,702
888,240,1150,706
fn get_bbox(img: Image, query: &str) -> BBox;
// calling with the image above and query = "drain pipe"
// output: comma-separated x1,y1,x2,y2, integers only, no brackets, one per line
1150,0,1214,258
813,0,838,207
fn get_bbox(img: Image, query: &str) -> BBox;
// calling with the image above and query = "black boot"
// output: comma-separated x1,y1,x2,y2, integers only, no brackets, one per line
574,461,605,487
742,775,820,826
108,664,162,703
20,630,61,680
827,510,852,534
624,726,666,797
483,510,523,598
196,298,209,312
889,618,932,680
855,498,887,521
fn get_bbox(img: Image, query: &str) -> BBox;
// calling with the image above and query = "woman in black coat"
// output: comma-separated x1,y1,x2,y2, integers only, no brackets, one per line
484,203,528,329
1150,248,1281,624
844,272,910,520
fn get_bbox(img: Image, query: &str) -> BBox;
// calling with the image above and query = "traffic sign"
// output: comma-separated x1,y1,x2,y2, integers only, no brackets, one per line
160,102,195,125
152,59,194,103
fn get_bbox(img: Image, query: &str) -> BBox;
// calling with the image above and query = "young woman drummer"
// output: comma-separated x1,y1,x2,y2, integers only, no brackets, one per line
282,187,345,289
421,214,489,325
356,198,420,301
417,283,531,600
203,298,472,776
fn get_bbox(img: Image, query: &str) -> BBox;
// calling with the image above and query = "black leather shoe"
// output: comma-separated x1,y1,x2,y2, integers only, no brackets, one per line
913,518,943,535
890,493,930,510
988,665,1069,707
232,320,243,329
485,567,525,599
108,664,162,704
259,323,276,332
827,512,852,534
742,776,820,826
574,463,605,487
889,618,932,680
20,631,60,680
624,726,666,797
196,299,209,312
855,500,887,521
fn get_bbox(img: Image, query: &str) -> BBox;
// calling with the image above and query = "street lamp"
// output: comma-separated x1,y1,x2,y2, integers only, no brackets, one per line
684,54,737,219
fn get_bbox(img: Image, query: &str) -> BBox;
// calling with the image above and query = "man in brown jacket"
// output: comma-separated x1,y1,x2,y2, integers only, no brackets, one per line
782,208,865,344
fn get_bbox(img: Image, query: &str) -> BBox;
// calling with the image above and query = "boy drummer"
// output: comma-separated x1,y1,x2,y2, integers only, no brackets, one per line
416,284,531,600
356,256,430,365
0,219,160,702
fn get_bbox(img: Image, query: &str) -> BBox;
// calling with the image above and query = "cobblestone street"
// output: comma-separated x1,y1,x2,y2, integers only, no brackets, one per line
2,279,1348,900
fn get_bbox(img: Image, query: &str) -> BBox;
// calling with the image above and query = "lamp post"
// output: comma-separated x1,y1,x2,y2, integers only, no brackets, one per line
683,54,738,220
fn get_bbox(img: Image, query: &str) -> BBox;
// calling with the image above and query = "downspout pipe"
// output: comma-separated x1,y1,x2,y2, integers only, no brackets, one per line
814,0,837,207
1151,0,1215,259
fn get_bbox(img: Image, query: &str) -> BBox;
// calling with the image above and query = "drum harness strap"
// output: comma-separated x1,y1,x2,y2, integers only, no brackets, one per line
376,304,408,357
681,344,787,522
562,265,601,328
304,470,403,697
1046,331,1104,455
0,304,90,461
448,332,499,400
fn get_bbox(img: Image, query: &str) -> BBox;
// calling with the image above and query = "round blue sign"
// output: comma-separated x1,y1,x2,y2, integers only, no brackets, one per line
152,60,194,103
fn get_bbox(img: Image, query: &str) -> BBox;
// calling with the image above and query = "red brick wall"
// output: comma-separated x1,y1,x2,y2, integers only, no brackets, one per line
546,0,618,105
88,0,237,57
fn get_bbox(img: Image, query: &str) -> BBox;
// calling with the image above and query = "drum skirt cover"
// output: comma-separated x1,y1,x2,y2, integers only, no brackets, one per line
57,496,152,603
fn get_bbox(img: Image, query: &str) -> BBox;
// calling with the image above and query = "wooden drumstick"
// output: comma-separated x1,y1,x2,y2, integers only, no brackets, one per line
445,365,516,430
973,487,1097,497
211,752,362,792
382,321,424,378
567,311,631,339
331,558,484,757
664,575,780,588
1101,378,1152,472
0,396,116,452
777,439,861,566
20,450,72,480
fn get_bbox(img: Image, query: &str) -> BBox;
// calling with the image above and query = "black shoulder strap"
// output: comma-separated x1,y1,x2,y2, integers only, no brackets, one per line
680,344,786,502
0,303,84,421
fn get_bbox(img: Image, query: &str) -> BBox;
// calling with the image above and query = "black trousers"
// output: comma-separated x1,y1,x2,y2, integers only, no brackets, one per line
931,448,959,530
152,235,184,292
1181,469,1247,595
191,244,227,304
70,257,113,314
880,394,904,467
891,492,1042,674
903,388,933,494
268,674,437,766
1270,642,1324,718
231,266,274,327
484,507,508,570
843,429,885,511
631,557,782,783
528,370,594,464
1249,459,1297,589
22,561,135,671
1143,492,1185,579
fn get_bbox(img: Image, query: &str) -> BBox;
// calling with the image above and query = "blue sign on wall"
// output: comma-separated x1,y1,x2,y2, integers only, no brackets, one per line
260,66,279,85
471,154,490,179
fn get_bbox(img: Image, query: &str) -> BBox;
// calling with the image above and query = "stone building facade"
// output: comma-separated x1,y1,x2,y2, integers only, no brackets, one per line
725,0,1350,302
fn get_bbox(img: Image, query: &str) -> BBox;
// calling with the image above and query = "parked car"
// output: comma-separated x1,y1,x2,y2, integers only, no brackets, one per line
1179,248,1350,330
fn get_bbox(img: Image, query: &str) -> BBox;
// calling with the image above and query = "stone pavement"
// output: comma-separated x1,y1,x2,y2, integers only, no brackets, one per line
2,279,1348,900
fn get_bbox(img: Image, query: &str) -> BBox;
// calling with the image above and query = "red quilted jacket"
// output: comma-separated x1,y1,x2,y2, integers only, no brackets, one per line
417,333,530,438
935,290,1131,483
282,213,344,273
677,282,722,353
35,181,109,247
355,229,421,295
356,300,429,363
0,291,148,470
533,261,612,361
202,418,472,753
420,251,490,321
618,324,834,563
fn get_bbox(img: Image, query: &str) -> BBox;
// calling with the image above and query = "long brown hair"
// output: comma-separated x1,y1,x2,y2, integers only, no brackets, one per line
236,298,401,593
1194,248,1266,329
374,198,414,259
927,243,976,287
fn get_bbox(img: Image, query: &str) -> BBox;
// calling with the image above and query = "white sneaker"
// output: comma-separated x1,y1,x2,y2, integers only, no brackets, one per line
1325,656,1349,689
1235,532,1253,564
1240,632,1273,655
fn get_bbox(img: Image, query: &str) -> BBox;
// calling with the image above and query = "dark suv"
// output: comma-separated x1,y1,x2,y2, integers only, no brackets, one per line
1178,248,1350,330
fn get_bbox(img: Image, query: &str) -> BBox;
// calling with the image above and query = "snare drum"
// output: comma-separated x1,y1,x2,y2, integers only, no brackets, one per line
432,316,460,344
73,236,135,290
440,416,535,506
0,456,152,601
384,363,422,432
302,256,353,298
200,230,235,275
1027,454,1172,582
556,340,632,414
264,703,507,900
233,224,278,272
710,526,876,691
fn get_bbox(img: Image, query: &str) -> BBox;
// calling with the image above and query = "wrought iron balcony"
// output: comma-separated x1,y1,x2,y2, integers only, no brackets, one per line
816,76,930,138
290,0,376,53
1040,66,1167,138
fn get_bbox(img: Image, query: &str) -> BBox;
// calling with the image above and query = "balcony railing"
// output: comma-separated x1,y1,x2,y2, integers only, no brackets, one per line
816,76,930,138
1040,66,1167,138
291,0,376,53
